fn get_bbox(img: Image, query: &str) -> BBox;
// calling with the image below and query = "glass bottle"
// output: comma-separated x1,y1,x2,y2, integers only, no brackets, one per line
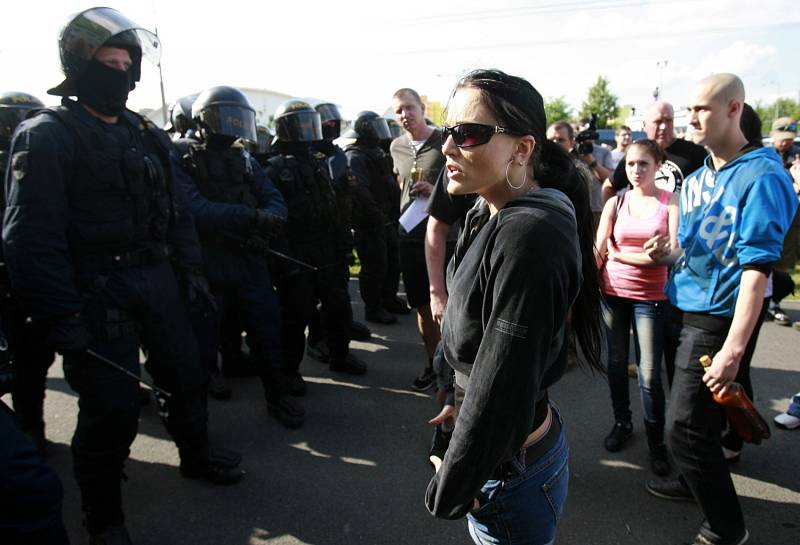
699,355,771,444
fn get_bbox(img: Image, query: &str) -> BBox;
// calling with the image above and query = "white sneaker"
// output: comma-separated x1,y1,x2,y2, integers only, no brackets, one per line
774,412,800,430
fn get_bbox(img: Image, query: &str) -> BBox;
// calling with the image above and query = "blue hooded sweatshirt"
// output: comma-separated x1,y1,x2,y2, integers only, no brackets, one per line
666,146,798,317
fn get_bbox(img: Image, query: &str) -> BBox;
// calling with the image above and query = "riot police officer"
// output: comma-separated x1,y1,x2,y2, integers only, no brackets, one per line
2,8,242,544
164,93,199,157
0,92,57,455
267,100,366,394
345,111,406,324
180,85,304,428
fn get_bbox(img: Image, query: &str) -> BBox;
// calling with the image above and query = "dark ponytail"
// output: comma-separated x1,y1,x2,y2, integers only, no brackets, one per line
456,69,603,373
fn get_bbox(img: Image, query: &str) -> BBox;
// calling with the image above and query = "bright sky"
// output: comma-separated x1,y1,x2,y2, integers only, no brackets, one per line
2,0,799,121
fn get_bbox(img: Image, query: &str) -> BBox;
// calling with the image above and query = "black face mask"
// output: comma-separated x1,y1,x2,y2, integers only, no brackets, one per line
76,58,133,117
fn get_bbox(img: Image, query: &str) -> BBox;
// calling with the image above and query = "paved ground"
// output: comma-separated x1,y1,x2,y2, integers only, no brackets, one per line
4,288,799,545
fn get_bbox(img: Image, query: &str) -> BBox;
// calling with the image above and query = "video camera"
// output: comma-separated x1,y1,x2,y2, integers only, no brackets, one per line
575,113,599,155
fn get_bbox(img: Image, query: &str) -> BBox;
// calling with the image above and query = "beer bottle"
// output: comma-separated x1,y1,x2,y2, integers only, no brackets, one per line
699,355,770,444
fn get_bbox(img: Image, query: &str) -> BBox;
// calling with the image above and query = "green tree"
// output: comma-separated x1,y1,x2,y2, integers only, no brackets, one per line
544,96,572,123
754,98,800,133
579,76,619,129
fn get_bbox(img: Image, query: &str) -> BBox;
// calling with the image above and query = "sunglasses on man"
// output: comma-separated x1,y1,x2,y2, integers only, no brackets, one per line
442,122,525,148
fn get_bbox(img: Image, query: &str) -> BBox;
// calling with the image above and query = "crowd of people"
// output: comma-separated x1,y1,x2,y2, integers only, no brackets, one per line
1,6,799,545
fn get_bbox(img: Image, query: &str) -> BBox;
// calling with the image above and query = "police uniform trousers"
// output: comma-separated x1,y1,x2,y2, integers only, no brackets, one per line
63,260,207,530
203,251,285,379
276,239,352,370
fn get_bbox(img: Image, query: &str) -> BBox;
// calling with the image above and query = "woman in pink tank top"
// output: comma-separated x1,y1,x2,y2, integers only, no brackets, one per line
594,139,679,476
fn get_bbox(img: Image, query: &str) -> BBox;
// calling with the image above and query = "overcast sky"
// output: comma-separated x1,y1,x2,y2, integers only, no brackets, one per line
2,0,799,120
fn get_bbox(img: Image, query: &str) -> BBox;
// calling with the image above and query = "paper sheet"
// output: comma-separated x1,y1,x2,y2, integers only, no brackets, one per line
398,197,430,232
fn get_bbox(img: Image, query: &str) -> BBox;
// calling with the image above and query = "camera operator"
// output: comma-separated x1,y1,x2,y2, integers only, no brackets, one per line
547,118,613,228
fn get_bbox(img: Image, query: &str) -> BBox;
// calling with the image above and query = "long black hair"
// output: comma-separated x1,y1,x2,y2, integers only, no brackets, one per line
455,68,604,372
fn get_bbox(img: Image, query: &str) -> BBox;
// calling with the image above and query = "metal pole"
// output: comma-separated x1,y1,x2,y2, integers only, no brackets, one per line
86,349,172,398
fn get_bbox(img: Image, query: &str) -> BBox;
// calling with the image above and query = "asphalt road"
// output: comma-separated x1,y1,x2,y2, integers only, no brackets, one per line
5,288,799,545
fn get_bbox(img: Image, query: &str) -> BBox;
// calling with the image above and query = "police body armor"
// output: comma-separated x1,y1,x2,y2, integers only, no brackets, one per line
265,152,339,245
41,101,173,269
348,144,399,225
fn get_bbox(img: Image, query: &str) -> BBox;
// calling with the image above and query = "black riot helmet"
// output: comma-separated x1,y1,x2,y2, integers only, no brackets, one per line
274,100,323,143
48,7,161,97
315,102,343,141
0,92,45,143
192,86,257,143
386,118,403,139
351,111,392,145
254,125,274,155
166,94,198,136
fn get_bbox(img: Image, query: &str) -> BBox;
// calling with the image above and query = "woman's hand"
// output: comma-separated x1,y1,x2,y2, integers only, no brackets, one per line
643,231,670,263
428,404,455,426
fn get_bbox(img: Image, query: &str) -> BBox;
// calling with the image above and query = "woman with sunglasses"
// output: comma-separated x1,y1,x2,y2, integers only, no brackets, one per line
425,69,603,545
594,139,678,476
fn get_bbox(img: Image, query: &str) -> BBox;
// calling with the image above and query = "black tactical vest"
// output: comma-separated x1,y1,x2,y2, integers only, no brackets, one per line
266,152,339,243
41,103,173,261
183,142,259,210
347,144,398,220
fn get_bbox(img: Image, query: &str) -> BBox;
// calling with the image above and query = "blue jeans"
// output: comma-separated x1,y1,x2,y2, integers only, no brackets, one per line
602,295,667,443
466,406,569,545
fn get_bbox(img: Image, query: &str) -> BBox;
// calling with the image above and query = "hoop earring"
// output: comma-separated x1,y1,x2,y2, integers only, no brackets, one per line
505,159,527,190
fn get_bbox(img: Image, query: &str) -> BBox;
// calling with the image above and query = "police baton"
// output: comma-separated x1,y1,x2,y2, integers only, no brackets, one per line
267,249,318,272
85,349,172,398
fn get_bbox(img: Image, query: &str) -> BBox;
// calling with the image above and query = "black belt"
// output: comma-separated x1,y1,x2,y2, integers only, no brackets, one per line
490,400,561,480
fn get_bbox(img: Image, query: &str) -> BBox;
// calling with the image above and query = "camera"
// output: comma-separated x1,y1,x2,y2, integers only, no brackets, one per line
575,113,599,155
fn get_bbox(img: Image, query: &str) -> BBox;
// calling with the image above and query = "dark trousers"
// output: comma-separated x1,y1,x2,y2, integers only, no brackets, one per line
277,242,352,370
0,401,69,545
355,223,400,312
667,312,749,542
64,261,207,531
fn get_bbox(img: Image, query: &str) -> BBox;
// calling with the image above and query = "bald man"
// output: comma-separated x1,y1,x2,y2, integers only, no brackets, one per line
645,74,797,545
605,101,707,198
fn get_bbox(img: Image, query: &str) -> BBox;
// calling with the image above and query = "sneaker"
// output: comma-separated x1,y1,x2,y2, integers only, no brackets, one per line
773,309,792,326
428,424,453,468
649,444,671,476
330,353,367,375
692,529,749,545
411,368,436,392
645,478,694,502
774,412,800,430
604,421,633,452
365,308,397,324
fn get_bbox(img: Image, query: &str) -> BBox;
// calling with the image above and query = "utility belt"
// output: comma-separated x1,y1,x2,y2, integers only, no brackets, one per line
75,244,171,272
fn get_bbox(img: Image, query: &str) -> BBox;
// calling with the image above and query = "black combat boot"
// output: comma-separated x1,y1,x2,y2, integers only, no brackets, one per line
330,353,367,375
349,320,372,341
365,307,396,324
263,370,305,428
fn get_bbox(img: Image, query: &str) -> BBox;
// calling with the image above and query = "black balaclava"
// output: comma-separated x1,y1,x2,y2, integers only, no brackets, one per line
76,58,133,117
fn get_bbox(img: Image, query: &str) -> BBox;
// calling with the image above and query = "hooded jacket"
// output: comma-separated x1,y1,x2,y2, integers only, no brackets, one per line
666,146,798,316
426,188,582,519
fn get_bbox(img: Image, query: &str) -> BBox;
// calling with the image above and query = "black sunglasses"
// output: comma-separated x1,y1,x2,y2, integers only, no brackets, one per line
442,122,524,148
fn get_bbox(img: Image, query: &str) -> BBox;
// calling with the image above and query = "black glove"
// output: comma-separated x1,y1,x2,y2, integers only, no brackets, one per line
181,268,217,315
244,235,270,255
255,209,285,238
47,314,92,354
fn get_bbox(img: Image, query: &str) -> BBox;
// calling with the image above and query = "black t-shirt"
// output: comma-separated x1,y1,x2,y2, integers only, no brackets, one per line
426,167,478,233
611,138,707,193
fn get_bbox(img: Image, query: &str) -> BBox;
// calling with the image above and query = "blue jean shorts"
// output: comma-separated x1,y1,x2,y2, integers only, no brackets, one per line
467,406,569,545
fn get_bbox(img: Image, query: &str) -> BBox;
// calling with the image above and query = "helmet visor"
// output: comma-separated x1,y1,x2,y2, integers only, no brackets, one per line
316,103,342,123
368,117,393,141
60,7,161,76
276,111,323,142
201,104,257,142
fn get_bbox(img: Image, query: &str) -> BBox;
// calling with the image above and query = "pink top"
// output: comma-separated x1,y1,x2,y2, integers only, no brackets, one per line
601,189,670,301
